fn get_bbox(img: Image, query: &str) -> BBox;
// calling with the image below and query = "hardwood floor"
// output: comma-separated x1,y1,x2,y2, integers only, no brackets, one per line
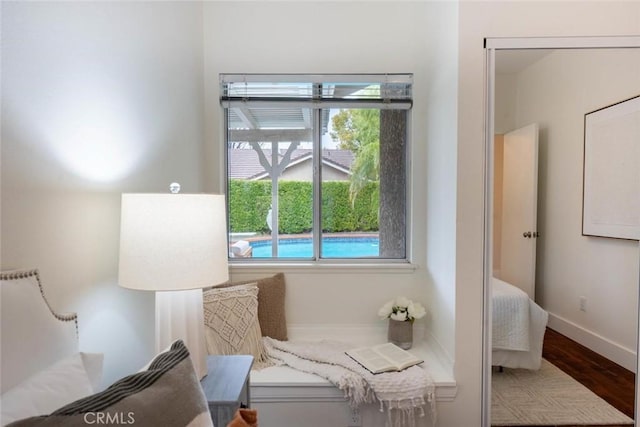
498,327,635,427
541,328,635,426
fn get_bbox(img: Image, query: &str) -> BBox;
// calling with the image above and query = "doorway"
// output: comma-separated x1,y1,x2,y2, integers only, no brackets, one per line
493,123,539,298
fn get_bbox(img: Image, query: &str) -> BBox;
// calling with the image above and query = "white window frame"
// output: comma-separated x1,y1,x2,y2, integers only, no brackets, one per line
221,73,414,265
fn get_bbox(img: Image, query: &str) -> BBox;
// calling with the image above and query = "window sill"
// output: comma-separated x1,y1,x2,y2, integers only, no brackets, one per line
229,261,419,275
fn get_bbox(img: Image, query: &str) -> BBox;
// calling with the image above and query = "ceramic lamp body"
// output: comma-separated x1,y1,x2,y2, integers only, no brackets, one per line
387,319,413,349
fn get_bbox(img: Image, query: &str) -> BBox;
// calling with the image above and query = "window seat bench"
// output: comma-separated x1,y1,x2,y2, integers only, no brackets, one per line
250,325,456,427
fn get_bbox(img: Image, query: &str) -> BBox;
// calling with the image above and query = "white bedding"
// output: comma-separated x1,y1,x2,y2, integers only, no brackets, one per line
491,277,548,370
492,278,530,351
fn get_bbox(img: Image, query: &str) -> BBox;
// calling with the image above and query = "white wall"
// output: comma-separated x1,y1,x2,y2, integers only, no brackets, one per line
457,1,640,425
1,1,206,386
494,73,518,134
423,1,459,371
510,49,640,369
202,1,459,371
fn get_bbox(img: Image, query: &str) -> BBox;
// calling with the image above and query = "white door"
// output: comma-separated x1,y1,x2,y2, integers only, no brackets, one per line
499,123,539,299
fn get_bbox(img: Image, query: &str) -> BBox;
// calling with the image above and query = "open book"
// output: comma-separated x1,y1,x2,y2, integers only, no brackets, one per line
346,343,423,374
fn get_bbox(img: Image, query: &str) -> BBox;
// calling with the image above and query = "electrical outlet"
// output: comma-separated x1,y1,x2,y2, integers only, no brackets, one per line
580,296,587,312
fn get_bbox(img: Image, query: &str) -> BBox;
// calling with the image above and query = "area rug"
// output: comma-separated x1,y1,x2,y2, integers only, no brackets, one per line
492,359,633,426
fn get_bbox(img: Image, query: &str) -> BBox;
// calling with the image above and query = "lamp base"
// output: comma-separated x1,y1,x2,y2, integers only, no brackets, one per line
155,289,208,379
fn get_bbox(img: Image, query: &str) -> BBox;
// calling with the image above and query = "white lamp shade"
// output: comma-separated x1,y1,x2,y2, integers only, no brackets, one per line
118,193,229,291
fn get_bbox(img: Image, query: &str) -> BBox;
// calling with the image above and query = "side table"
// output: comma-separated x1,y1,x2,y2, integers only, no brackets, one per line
200,355,254,427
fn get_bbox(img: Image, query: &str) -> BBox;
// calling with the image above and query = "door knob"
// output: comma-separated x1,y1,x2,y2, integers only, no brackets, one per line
523,231,532,238
533,231,540,238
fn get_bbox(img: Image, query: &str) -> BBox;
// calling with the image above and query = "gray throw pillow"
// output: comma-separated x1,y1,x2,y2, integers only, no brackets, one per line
7,341,212,427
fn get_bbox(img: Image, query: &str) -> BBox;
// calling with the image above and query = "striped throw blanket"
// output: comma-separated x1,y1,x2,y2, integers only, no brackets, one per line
263,337,436,427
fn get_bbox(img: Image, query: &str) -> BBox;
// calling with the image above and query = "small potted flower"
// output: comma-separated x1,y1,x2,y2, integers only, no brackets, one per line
378,297,426,349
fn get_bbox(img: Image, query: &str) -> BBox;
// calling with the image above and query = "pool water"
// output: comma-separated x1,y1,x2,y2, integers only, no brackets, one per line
251,237,379,258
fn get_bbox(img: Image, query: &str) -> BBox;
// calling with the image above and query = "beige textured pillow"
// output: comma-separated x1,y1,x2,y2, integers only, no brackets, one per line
203,284,266,361
220,273,288,341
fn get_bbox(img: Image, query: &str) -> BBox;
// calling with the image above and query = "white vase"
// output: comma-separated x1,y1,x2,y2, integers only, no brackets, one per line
387,319,413,349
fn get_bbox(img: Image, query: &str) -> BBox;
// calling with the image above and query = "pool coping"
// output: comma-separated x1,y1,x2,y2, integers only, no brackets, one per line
232,232,380,244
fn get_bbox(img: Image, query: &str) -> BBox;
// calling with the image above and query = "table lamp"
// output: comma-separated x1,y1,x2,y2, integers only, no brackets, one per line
118,186,229,378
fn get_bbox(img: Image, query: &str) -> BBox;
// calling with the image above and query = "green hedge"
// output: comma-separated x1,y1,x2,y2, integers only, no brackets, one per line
228,179,379,234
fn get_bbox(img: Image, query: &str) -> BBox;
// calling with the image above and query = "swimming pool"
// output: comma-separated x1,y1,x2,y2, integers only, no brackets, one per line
250,236,379,258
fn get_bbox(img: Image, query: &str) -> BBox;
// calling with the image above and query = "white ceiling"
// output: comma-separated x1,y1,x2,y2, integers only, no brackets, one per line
495,49,553,74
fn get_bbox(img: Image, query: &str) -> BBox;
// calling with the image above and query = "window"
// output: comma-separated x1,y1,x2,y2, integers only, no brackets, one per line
222,74,412,262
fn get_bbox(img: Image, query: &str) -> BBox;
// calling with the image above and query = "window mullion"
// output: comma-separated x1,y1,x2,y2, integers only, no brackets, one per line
270,146,279,258
312,107,322,260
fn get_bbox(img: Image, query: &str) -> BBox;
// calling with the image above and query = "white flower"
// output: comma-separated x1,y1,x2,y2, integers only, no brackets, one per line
395,296,411,308
408,302,426,320
377,300,394,319
390,311,408,321
379,296,427,322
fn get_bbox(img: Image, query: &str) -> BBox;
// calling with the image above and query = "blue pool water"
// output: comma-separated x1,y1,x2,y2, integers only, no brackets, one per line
251,237,379,258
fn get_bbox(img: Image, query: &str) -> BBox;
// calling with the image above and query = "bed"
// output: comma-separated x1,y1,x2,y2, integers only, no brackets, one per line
491,276,549,370
0,269,214,427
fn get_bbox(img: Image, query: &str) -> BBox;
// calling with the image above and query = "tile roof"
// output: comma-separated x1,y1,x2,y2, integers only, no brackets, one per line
228,148,354,180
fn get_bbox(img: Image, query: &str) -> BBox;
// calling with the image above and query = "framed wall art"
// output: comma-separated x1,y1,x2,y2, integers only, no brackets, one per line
583,95,640,240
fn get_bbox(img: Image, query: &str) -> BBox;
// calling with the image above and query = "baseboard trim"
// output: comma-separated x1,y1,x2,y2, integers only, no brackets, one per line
547,313,637,372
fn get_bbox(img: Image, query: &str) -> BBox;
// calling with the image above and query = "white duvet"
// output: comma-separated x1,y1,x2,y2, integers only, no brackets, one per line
492,277,531,351
491,277,549,370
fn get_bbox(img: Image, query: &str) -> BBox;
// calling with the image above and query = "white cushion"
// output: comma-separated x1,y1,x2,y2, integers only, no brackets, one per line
230,240,250,256
80,352,104,392
0,353,93,426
